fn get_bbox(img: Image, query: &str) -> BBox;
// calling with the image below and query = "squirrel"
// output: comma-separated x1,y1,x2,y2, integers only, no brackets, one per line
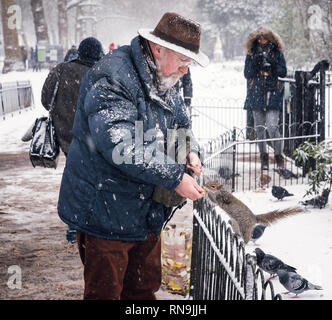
203,181,303,244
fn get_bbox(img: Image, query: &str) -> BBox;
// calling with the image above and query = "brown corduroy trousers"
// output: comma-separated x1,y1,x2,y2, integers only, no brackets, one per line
76,231,162,300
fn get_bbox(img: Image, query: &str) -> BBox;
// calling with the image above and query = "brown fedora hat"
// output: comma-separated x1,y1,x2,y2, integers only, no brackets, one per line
138,12,209,67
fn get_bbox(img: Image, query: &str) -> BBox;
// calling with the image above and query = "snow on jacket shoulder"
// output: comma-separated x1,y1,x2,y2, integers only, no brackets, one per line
57,36,196,241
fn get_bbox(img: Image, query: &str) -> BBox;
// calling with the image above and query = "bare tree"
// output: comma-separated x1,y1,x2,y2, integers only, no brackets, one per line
1,0,25,73
58,0,68,50
30,0,49,43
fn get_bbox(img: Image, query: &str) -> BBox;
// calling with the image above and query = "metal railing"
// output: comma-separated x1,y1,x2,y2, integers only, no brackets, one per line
189,127,321,300
188,61,329,301
0,80,35,119
189,197,282,300
199,126,318,193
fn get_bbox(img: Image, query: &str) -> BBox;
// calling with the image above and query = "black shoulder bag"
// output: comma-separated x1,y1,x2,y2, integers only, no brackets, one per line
29,74,60,169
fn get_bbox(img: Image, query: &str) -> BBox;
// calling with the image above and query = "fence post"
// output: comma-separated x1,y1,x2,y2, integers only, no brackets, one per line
189,204,200,300
0,83,4,119
295,71,304,137
17,81,22,112
231,128,237,193
319,61,329,142
244,254,255,300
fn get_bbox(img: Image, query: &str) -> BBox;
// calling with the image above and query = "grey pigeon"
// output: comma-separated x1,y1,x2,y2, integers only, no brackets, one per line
272,186,294,200
277,269,323,298
273,168,298,179
251,225,267,244
255,248,297,278
272,185,294,200
228,220,266,244
301,188,330,209
228,221,266,244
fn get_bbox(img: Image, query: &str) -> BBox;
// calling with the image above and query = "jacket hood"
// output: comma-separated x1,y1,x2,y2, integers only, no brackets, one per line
245,26,284,55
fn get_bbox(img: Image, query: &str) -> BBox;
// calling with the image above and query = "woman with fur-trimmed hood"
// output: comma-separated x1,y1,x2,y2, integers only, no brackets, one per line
243,27,287,169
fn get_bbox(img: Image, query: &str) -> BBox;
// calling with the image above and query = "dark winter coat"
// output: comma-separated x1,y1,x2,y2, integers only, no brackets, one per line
175,68,193,102
64,48,78,62
244,27,287,112
57,36,199,241
41,58,94,154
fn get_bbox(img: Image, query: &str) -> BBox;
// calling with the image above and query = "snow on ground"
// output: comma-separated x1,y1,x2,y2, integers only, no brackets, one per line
226,185,332,300
0,64,331,300
0,71,49,154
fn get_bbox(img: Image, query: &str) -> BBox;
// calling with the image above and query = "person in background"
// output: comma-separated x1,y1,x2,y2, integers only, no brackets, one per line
32,46,41,72
41,37,104,243
57,12,209,300
64,45,79,62
175,68,193,126
175,68,193,107
243,27,287,169
20,46,28,70
108,42,115,52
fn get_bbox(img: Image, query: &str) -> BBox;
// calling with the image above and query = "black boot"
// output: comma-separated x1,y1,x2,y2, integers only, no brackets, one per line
275,154,285,168
260,152,269,170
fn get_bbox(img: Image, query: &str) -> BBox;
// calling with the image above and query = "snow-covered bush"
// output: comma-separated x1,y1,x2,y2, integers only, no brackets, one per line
294,140,332,196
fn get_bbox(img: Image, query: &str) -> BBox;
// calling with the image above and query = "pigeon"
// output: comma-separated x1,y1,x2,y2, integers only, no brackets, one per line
301,188,330,209
251,225,267,244
255,248,297,279
229,222,267,245
277,269,323,298
272,185,294,200
273,168,298,179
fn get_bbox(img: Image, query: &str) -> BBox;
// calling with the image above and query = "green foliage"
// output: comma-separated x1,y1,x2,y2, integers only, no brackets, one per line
294,140,332,196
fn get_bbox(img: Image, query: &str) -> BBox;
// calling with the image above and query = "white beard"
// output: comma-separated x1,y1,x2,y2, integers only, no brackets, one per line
155,60,182,91
157,72,182,91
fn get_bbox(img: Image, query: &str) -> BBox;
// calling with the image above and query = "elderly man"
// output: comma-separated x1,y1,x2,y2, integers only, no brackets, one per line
57,12,209,300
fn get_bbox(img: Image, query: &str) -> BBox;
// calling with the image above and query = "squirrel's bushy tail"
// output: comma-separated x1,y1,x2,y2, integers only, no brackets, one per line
256,207,303,225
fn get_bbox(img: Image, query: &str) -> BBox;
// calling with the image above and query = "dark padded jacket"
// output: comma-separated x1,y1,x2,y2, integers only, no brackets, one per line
41,58,94,154
243,27,287,112
57,36,199,241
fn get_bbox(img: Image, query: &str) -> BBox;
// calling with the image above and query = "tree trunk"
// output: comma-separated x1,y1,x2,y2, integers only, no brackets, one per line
30,0,49,43
1,0,25,73
58,0,68,50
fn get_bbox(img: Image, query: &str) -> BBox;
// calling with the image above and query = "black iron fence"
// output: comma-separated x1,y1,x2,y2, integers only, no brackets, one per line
188,130,322,300
190,98,246,143
199,127,318,193
190,72,331,300
0,81,34,119
189,197,282,300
